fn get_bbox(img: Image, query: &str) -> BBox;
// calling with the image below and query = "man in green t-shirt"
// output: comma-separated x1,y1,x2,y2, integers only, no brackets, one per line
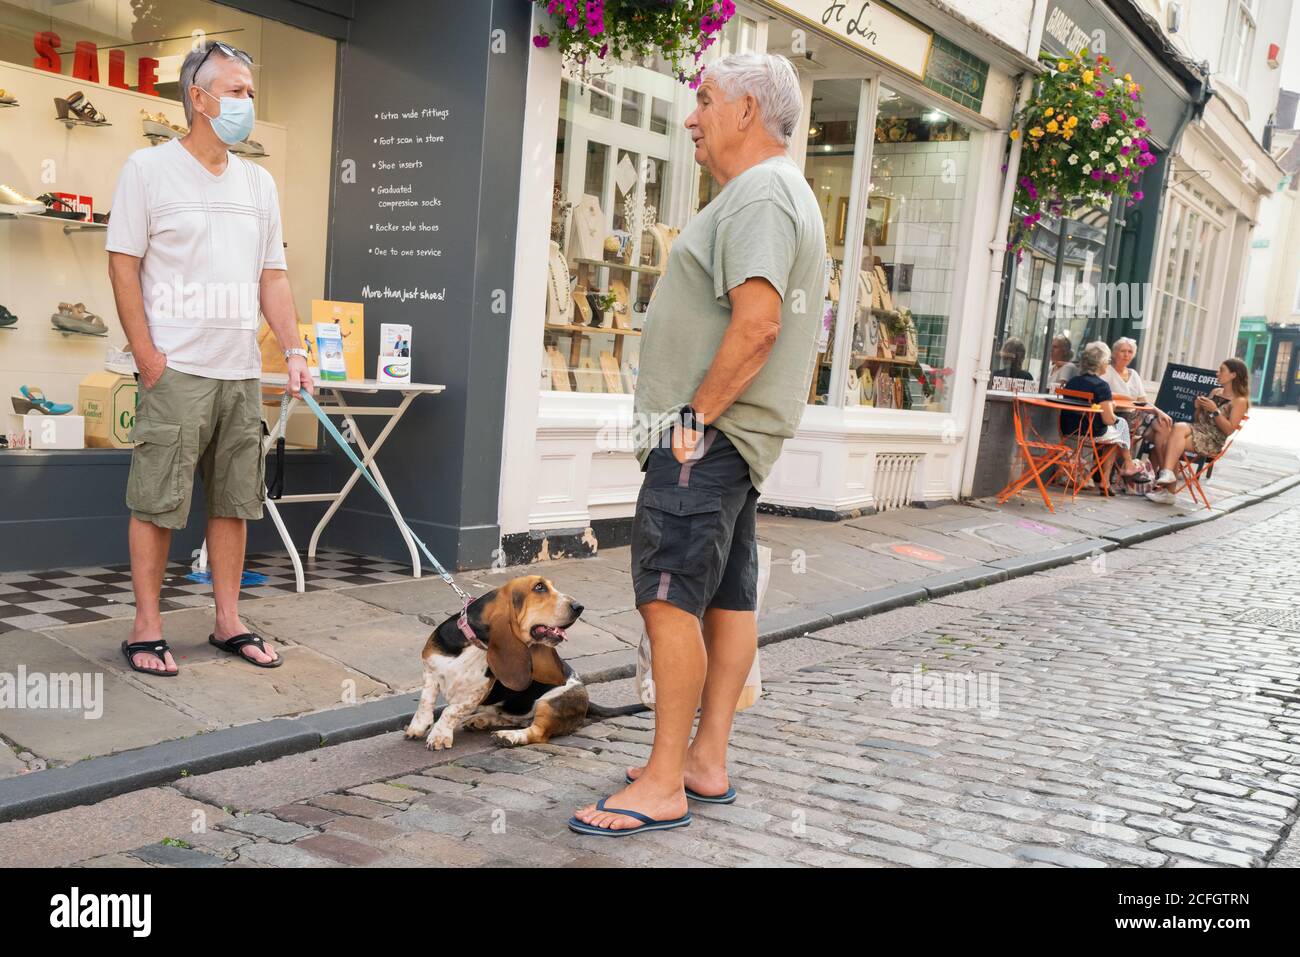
570,53,827,838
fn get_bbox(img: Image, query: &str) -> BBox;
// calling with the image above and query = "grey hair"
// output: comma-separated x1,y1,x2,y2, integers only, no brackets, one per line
1079,340,1111,376
704,53,803,145
178,42,249,126
1052,334,1073,360
1112,336,1138,354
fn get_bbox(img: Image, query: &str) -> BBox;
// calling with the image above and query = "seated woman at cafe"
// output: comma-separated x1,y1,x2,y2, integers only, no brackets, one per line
1104,336,1172,464
1048,335,1078,389
1059,341,1143,479
992,337,1033,381
1147,358,1251,504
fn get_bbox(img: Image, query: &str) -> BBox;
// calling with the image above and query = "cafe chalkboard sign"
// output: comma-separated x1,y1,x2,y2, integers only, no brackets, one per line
1155,363,1220,424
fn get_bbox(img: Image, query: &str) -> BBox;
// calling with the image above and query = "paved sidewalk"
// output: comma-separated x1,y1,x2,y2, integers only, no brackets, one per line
1,419,1298,796
2,482,1297,867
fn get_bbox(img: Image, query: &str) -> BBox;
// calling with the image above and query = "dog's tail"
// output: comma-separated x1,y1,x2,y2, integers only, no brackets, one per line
585,701,651,718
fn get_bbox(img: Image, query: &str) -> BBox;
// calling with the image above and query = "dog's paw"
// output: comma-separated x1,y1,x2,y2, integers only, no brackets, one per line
492,728,531,747
463,713,494,730
426,727,454,750
404,722,430,740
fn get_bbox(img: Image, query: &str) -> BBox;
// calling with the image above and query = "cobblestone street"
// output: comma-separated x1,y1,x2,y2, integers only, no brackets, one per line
5,486,1295,868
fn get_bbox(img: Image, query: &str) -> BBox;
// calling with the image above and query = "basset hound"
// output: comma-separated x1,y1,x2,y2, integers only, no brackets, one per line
404,575,589,750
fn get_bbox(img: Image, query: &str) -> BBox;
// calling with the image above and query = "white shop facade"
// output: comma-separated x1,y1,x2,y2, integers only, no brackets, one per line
498,0,1039,563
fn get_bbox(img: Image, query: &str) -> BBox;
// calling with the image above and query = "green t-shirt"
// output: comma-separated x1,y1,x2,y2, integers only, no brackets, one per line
633,154,827,490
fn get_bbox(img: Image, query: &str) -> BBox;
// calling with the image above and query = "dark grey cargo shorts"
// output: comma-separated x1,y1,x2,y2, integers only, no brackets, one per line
630,428,759,618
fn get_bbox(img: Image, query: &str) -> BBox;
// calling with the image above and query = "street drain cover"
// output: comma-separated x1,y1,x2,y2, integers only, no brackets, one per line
1236,607,1300,633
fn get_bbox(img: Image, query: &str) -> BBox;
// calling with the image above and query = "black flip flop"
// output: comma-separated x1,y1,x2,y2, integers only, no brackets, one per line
121,639,178,677
208,632,283,668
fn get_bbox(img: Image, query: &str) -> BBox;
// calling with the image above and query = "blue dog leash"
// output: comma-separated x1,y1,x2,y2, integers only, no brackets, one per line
281,389,484,647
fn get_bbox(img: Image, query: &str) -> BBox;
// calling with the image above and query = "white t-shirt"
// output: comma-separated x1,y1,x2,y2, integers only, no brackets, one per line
1104,364,1146,400
106,139,286,379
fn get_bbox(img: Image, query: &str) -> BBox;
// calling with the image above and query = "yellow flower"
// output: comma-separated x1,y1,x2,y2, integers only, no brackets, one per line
1082,69,1095,85
1044,107,1055,118
1124,73,1132,82
1047,120,1060,133
1029,127,1045,138
1062,128,1074,140
1058,61,1070,72
1067,116,1079,128
1010,129,1020,140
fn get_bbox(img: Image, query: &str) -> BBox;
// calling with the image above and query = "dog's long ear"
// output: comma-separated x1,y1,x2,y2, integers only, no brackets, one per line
530,644,566,686
482,582,533,691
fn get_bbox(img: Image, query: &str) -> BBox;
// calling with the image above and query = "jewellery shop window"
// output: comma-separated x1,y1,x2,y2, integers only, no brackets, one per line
543,56,700,396
810,83,971,412
0,0,336,453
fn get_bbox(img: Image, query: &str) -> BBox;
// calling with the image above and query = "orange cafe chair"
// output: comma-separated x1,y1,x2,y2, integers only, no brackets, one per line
997,395,1074,513
1174,415,1247,511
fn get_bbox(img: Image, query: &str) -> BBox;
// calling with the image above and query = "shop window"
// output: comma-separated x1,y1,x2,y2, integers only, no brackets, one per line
994,207,1109,390
816,83,972,408
1146,191,1223,383
541,59,697,395
0,0,335,451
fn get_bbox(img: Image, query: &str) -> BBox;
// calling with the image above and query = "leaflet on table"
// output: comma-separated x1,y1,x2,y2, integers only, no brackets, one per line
315,322,347,381
378,323,412,383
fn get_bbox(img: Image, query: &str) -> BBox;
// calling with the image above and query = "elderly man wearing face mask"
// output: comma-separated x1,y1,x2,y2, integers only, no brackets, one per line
106,41,312,678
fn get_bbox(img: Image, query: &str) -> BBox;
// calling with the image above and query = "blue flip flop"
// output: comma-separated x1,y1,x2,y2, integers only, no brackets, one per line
568,797,692,837
624,772,737,805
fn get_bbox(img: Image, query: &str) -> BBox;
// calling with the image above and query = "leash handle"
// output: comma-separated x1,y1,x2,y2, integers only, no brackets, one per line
299,389,474,604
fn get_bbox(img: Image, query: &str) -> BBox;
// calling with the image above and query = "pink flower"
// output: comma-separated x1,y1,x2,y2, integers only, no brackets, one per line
1133,190,1145,201
533,34,550,48
1135,117,1148,130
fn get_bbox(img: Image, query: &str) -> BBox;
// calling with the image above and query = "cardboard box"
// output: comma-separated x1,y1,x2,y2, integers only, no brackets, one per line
13,413,85,449
78,373,138,448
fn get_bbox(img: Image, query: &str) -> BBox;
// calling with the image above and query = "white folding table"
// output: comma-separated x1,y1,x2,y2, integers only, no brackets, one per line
196,374,445,593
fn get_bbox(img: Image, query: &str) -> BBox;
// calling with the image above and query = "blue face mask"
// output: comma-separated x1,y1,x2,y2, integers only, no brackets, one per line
196,87,255,145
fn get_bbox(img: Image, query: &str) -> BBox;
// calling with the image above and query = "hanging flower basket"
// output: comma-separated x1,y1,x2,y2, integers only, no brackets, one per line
532,0,737,86
1007,51,1157,258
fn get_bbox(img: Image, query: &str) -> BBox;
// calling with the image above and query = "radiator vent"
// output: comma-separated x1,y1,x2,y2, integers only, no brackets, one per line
873,453,923,512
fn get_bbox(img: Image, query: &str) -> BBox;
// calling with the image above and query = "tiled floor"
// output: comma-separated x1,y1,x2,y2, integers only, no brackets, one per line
0,550,413,634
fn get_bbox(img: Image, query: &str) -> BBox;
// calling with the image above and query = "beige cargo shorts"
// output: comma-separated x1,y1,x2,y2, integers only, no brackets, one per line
126,367,264,529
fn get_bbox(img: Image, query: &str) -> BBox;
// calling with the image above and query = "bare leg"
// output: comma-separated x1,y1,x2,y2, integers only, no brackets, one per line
127,516,177,673
574,600,699,830
1160,423,1193,480
208,516,277,664
628,606,755,796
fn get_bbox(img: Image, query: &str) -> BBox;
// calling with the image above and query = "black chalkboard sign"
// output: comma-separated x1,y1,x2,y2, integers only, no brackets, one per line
1155,363,1220,423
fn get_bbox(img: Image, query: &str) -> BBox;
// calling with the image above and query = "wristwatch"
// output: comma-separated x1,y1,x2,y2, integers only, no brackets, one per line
284,348,309,362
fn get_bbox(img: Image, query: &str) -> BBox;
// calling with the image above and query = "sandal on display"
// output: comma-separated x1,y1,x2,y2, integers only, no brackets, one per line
0,184,44,215
0,304,16,327
230,137,266,157
51,302,107,336
35,193,84,221
140,109,185,139
55,90,108,125
12,385,73,415
0,89,16,105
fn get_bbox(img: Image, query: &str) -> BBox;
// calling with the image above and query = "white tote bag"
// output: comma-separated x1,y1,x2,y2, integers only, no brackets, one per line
636,544,770,711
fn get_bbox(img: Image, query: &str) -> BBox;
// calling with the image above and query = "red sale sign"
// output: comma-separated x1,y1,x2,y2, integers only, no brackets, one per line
33,31,159,97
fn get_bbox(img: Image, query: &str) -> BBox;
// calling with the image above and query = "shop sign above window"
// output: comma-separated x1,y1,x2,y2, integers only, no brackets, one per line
770,0,932,79
32,30,160,96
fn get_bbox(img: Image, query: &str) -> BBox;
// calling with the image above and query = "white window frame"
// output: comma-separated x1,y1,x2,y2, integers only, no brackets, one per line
1221,0,1256,90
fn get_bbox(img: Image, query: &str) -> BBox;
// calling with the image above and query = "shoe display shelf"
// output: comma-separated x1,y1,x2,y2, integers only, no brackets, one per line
0,210,107,235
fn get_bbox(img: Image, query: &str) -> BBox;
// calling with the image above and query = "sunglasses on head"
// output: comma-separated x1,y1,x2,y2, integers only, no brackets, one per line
193,39,253,78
